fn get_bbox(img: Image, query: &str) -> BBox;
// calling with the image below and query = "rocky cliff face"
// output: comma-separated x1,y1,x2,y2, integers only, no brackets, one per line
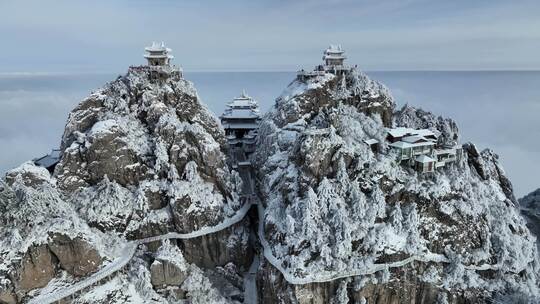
254,68,540,303
0,66,251,303
56,66,243,234
0,164,109,303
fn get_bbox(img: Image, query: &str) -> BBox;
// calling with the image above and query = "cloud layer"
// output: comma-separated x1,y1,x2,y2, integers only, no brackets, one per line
1,71,538,197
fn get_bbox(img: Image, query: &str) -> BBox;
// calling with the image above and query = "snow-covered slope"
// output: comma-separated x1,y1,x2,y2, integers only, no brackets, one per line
0,65,250,303
254,67,540,303
56,66,244,235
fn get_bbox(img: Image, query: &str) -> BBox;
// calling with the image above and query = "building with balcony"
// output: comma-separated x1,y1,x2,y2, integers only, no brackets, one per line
387,127,461,173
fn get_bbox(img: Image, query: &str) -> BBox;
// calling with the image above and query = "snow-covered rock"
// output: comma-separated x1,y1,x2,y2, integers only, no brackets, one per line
254,68,540,303
150,240,189,288
0,163,109,301
0,66,251,303
55,66,243,234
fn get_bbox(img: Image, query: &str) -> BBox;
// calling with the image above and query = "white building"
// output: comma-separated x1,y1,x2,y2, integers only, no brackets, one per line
220,91,261,147
144,42,174,66
297,45,351,81
323,45,347,67
389,136,436,162
387,127,461,173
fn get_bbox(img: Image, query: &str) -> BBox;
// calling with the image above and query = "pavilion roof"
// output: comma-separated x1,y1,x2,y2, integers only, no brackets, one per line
387,127,438,139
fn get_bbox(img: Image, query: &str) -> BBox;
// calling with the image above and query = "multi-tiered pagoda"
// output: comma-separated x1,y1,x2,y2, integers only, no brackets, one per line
220,91,261,152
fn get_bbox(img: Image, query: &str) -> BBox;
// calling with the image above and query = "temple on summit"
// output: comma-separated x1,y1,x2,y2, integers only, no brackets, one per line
323,45,347,67
297,44,351,81
144,42,174,66
137,42,182,79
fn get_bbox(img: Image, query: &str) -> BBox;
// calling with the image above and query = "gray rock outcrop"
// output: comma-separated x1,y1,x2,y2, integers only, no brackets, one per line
47,233,102,277
463,143,517,204
150,259,188,288
180,216,253,270
10,245,57,294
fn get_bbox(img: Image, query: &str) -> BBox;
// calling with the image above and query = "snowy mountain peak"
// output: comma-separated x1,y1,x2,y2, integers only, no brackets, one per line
0,65,251,303
255,63,540,302
277,64,395,131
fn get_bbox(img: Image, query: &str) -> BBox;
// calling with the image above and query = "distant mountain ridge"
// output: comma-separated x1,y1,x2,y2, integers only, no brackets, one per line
520,188,540,249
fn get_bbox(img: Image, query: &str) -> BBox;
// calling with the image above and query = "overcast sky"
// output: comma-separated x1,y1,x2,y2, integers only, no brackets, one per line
1,0,540,72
